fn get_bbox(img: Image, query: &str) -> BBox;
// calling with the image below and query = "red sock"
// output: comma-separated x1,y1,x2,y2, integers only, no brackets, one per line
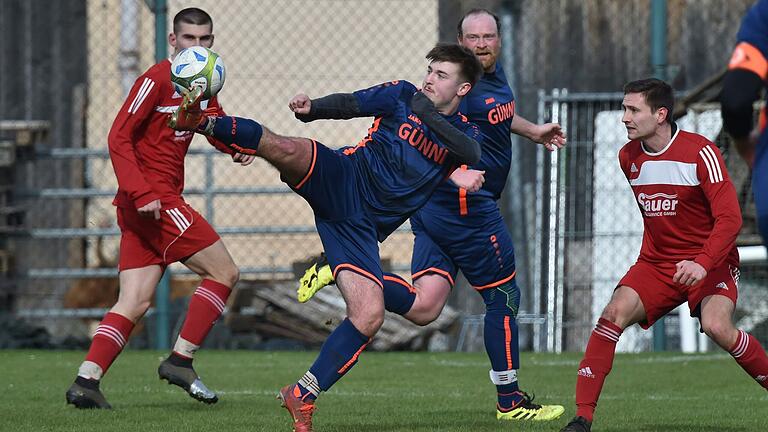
174,279,231,358
729,330,768,390
82,312,134,377
575,318,623,422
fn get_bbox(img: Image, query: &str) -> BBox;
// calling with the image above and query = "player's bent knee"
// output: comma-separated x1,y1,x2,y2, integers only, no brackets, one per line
220,265,239,288
113,297,151,321
701,319,736,346
408,305,440,326
349,307,384,336
599,304,624,326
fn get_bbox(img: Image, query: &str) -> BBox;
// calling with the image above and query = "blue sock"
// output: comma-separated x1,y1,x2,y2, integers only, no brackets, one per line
211,116,263,153
296,318,370,401
382,273,416,315
481,281,523,410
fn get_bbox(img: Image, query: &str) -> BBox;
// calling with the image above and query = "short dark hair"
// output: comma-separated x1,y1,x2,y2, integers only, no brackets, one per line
457,8,501,38
623,78,674,123
173,8,213,34
426,43,483,87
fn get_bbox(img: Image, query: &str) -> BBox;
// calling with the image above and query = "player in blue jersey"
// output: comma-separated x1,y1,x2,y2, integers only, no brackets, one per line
297,9,566,422
169,43,484,431
723,0,768,246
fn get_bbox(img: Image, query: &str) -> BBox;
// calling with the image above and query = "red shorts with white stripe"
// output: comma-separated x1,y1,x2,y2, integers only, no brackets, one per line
619,259,740,329
116,204,220,271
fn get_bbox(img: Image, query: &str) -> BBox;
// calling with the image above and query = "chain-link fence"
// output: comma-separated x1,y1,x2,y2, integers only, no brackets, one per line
2,0,766,352
538,92,768,353
4,0,442,348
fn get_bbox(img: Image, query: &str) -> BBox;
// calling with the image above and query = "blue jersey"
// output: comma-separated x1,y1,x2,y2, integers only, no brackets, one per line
345,80,481,237
423,63,514,215
736,0,768,56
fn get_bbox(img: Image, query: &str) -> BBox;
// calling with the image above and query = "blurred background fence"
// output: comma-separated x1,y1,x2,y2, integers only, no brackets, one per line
0,0,766,353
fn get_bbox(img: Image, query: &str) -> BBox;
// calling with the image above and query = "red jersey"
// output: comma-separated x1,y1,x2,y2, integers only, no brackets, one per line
108,59,233,210
618,128,742,272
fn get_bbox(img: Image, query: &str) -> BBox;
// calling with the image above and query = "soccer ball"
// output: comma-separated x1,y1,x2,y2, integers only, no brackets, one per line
170,46,226,99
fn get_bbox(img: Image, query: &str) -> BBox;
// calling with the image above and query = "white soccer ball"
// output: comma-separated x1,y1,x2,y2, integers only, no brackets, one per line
170,46,225,99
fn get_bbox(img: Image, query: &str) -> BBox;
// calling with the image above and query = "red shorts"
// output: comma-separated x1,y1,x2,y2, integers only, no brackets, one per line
116,204,220,271
619,260,740,329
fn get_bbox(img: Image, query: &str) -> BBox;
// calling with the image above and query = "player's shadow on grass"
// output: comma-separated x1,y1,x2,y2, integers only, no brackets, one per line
637,425,748,432
330,406,488,431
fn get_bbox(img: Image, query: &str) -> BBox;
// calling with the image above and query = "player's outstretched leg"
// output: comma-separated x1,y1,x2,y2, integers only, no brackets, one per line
481,282,564,421
297,253,334,303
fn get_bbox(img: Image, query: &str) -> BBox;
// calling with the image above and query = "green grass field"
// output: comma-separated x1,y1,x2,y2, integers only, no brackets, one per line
0,350,765,431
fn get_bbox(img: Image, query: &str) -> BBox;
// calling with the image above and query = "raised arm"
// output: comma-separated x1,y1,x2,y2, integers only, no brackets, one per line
290,93,362,122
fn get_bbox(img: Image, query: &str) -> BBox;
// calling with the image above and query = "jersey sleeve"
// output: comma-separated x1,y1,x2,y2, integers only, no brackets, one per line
617,145,631,180
107,74,161,209
353,80,417,116
729,0,768,78
693,142,743,271
203,96,236,156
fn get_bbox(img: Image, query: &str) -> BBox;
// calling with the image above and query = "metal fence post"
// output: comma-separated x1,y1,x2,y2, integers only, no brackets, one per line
152,0,170,351
651,0,668,352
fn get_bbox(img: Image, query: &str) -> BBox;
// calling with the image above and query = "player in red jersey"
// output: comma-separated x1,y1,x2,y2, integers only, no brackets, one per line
65,8,251,409
559,79,768,432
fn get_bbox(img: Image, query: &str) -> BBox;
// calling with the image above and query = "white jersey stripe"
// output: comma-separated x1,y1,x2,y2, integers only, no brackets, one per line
698,149,716,184
127,78,150,113
170,208,191,229
629,160,699,186
131,80,155,114
128,78,155,114
155,105,179,113
703,145,723,182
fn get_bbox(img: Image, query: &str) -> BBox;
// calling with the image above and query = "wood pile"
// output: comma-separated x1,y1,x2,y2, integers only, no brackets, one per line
225,279,459,351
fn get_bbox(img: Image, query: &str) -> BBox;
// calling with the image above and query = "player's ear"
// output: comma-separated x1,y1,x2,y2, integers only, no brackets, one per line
457,82,472,97
168,32,177,49
209,34,215,48
656,107,668,124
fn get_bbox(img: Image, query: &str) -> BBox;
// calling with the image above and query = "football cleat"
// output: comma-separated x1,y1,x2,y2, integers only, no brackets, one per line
297,253,334,303
277,384,316,432
168,86,204,131
496,392,565,421
559,416,592,432
158,357,218,404
65,378,112,409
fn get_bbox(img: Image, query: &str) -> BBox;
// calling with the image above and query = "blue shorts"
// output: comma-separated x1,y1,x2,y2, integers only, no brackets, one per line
410,204,516,289
290,141,383,287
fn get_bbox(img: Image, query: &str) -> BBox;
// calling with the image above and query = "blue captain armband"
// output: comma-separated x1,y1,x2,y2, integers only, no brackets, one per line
207,116,263,155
